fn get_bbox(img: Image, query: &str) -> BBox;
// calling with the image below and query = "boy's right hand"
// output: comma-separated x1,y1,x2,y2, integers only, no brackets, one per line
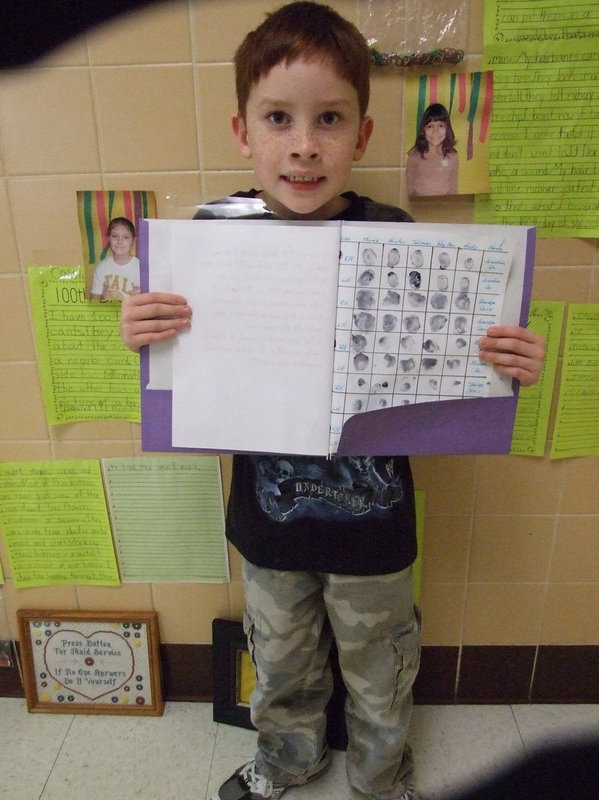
120,292,192,353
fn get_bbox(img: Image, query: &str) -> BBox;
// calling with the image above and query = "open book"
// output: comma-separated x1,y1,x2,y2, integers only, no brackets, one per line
139,217,534,456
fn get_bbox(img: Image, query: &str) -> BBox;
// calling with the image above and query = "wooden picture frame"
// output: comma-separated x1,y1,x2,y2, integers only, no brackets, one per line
211,618,348,749
17,610,163,716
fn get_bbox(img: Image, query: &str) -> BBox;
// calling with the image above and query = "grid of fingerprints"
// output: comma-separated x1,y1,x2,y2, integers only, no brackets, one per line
330,233,510,443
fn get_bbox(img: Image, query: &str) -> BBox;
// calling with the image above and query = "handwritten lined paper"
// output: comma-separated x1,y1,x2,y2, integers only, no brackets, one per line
478,1,599,237
551,304,599,459
28,266,140,424
102,456,229,582
511,300,565,456
0,461,120,588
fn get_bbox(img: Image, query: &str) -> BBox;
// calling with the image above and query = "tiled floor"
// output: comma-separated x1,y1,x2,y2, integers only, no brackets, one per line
2,697,598,800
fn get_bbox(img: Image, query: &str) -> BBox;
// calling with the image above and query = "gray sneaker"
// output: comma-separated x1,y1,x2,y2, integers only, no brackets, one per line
211,749,330,800
394,790,425,800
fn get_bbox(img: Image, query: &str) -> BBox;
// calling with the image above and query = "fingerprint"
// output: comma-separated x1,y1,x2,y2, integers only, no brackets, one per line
383,354,397,367
354,312,375,330
455,292,471,311
400,335,416,349
400,358,416,373
438,251,451,269
446,358,461,370
409,270,421,288
407,291,426,308
423,339,440,353
454,316,468,333
410,249,424,267
399,381,412,392
354,353,369,370
428,379,439,389
387,271,399,288
422,358,438,371
352,399,364,412
356,289,376,309
358,269,375,286
362,247,378,265
378,399,388,407
383,290,401,305
403,315,420,333
430,314,448,332
430,292,448,310
351,334,368,351
382,314,398,331
455,337,467,349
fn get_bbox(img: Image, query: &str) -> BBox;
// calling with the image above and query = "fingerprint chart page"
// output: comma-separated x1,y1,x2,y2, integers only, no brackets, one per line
330,224,514,453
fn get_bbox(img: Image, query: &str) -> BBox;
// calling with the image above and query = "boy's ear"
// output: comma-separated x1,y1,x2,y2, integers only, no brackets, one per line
353,115,374,162
231,113,252,158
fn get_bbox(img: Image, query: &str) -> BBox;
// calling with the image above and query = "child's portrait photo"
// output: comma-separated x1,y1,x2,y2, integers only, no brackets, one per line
405,72,493,197
77,189,157,301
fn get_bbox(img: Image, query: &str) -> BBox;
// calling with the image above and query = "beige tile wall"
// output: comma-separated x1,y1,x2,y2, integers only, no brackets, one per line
0,0,598,649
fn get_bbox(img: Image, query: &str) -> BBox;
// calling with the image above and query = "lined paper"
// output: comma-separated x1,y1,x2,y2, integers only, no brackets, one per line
477,1,599,237
28,266,140,424
551,304,599,459
511,300,565,456
102,456,229,582
0,461,120,588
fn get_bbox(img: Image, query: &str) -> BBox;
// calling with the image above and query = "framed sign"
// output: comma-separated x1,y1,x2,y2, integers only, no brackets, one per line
17,609,163,716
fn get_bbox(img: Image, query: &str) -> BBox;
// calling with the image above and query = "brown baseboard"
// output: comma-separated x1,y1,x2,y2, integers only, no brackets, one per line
2,642,598,704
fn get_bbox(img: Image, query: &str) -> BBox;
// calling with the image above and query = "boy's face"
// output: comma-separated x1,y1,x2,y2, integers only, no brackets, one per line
232,56,373,220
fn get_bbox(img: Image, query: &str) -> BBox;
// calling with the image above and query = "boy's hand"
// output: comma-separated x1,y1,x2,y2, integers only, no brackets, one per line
478,325,546,387
120,292,192,353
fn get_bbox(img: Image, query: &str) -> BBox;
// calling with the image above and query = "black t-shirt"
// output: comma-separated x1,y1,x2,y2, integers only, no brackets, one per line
201,190,417,576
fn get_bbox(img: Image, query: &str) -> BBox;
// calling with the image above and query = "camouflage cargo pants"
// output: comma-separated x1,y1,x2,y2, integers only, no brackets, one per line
242,559,421,799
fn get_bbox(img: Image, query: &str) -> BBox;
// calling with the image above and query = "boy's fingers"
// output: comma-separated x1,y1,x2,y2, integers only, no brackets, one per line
477,325,546,387
119,292,192,352
479,326,545,356
122,295,191,321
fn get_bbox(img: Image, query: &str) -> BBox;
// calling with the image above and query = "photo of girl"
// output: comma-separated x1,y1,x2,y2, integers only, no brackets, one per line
90,217,141,301
406,102,459,197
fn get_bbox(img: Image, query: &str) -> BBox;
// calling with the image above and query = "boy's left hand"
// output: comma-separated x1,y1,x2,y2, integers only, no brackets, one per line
478,325,546,387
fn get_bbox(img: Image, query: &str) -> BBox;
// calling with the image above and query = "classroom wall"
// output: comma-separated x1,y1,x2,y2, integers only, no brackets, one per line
0,0,598,700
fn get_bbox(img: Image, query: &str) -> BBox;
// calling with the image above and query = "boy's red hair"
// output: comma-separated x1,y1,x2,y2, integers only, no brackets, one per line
234,1,371,118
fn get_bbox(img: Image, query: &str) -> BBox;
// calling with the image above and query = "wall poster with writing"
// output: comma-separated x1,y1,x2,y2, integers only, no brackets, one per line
17,610,163,716
28,267,140,425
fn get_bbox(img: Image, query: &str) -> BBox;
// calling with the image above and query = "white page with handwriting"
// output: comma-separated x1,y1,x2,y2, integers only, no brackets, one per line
169,220,340,454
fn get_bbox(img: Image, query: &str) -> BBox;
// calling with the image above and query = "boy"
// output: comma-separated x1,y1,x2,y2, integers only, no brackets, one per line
120,4,546,799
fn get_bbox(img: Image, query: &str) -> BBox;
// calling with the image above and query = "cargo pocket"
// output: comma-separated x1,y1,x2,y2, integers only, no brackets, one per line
388,607,421,708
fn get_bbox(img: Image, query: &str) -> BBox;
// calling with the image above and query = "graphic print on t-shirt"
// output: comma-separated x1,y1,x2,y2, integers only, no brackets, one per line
252,455,405,522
